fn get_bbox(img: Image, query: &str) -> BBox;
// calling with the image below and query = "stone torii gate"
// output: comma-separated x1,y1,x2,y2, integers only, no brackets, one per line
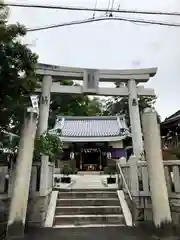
6,64,158,239
36,63,157,160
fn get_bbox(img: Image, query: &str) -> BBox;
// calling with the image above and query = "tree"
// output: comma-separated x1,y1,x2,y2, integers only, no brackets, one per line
0,1,38,133
0,131,63,163
103,96,161,125
34,133,63,162
86,97,103,116
48,80,103,128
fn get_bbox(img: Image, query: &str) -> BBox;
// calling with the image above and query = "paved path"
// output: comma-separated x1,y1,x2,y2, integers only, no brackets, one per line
24,226,180,240
71,174,108,189
23,226,158,240
54,174,118,189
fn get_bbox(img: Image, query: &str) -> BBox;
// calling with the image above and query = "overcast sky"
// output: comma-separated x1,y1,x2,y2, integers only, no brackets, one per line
7,0,180,120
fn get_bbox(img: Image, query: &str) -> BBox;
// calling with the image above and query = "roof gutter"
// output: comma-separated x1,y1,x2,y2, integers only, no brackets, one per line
59,135,128,142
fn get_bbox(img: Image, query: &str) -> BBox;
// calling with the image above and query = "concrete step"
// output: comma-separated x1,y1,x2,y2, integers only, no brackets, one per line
56,199,120,207
55,206,122,215
58,191,118,199
56,188,117,192
54,214,125,226
22,226,163,239
53,224,125,228
78,171,102,175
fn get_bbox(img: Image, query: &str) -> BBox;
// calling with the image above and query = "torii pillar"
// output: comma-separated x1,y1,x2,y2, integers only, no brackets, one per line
142,108,171,226
128,79,143,160
37,75,52,136
37,75,52,196
6,108,38,239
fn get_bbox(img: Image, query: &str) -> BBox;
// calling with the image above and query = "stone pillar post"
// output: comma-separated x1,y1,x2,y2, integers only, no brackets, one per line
142,108,171,226
6,109,38,239
129,155,139,196
37,75,52,196
128,79,143,160
37,75,52,136
129,155,140,222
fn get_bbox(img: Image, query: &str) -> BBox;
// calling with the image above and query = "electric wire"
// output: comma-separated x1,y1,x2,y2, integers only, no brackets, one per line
3,2,180,17
26,16,180,33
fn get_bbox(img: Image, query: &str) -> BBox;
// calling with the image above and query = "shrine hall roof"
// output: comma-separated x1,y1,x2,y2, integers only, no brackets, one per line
50,116,130,142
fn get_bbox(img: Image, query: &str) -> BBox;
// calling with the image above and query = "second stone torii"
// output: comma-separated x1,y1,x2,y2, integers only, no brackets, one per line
36,64,157,160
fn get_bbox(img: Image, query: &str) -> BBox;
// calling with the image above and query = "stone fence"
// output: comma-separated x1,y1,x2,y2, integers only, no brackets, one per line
119,160,180,224
0,162,54,226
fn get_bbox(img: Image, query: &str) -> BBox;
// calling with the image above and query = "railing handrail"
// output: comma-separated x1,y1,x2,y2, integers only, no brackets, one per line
119,160,180,168
117,162,138,225
117,163,133,201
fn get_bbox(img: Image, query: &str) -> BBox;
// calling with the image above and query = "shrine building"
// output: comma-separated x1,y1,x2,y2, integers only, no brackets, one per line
50,115,132,171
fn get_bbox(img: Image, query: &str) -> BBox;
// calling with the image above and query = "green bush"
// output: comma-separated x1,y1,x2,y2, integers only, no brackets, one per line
104,166,116,175
172,151,180,159
72,167,78,174
54,177,60,183
60,165,78,175
34,133,63,162
61,165,72,176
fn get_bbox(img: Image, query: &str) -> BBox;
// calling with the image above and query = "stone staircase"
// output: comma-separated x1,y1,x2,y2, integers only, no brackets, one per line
53,189,125,228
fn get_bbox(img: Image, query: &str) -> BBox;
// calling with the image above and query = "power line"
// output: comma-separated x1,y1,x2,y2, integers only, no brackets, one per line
26,16,180,33
3,2,180,17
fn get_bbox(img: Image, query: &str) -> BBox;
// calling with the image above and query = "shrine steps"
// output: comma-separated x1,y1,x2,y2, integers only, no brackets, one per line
53,189,125,228
78,171,102,175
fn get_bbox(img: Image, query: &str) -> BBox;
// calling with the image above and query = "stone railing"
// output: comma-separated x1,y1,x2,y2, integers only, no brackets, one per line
119,160,180,197
119,160,180,223
116,163,136,225
1,162,54,197
0,162,54,226
47,163,54,192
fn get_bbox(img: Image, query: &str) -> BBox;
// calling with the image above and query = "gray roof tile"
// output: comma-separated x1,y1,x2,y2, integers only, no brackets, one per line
53,116,129,138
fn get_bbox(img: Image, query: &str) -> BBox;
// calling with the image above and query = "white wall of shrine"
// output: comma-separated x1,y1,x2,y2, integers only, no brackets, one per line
109,141,123,149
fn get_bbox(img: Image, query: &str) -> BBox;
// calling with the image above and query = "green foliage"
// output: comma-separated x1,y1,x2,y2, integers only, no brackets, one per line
103,96,161,125
167,149,180,160
48,80,103,129
0,130,19,162
0,1,38,132
104,166,116,176
60,165,78,175
33,133,63,162
0,130,63,163
0,0,8,23
60,165,72,176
